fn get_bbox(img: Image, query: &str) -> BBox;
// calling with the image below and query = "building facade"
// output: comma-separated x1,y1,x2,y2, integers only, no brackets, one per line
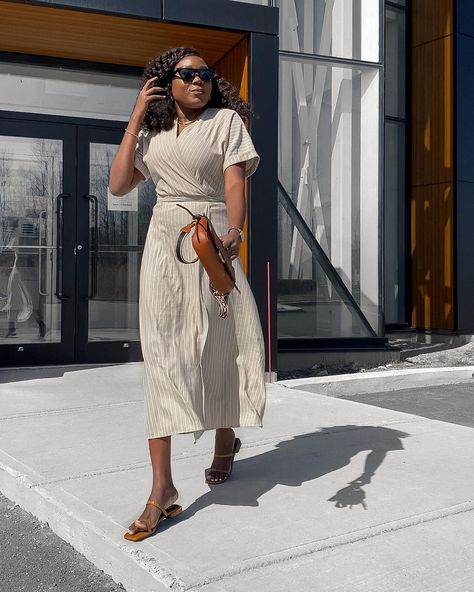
0,0,471,371
0,0,279,367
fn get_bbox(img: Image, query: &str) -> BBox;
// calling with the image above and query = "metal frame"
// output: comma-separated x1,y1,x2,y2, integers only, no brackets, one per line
13,0,163,20
279,337,388,352
275,0,385,346
453,0,459,331
383,0,410,330
248,32,279,372
15,0,279,34
278,182,378,338
75,126,144,364
0,51,143,77
163,0,278,34
0,119,77,366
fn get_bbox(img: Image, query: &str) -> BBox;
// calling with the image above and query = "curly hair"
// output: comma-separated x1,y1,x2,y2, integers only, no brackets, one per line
140,46,253,133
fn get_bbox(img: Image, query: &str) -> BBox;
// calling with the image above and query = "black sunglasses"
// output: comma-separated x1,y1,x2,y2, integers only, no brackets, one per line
173,67,216,83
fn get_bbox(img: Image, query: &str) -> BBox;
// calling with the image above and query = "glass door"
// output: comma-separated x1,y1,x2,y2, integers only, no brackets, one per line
75,127,155,363
0,120,76,365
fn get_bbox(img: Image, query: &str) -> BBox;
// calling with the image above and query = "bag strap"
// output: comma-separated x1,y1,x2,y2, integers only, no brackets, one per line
176,224,199,264
175,204,201,264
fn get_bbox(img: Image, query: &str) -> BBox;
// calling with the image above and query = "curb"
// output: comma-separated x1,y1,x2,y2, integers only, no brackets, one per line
0,452,186,592
277,366,474,396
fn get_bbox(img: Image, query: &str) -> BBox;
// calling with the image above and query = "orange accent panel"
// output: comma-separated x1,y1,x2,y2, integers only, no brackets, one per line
412,0,453,48
0,1,245,67
412,37,453,186
411,0,454,330
213,37,250,276
411,184,453,329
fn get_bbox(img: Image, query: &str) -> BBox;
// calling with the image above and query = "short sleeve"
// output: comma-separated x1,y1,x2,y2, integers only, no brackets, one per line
134,130,151,181
223,111,260,177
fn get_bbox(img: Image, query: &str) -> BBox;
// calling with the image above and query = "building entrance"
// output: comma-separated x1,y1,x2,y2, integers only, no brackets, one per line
0,117,155,366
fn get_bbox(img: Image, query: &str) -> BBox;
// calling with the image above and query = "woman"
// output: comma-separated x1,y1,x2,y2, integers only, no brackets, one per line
109,47,266,542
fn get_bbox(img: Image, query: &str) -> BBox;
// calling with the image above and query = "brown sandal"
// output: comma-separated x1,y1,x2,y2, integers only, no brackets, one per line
205,437,242,485
124,499,182,542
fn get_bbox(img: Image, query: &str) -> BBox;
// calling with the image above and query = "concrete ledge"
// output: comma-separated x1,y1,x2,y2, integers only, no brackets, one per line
0,454,182,592
277,348,400,372
278,366,474,397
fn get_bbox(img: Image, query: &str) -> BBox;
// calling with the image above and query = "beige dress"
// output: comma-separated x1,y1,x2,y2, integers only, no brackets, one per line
134,107,266,441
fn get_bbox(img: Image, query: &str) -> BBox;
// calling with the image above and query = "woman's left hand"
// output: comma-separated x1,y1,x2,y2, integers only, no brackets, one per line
219,232,241,261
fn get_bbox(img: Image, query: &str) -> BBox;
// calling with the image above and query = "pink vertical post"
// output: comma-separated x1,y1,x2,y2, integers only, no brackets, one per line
266,261,272,383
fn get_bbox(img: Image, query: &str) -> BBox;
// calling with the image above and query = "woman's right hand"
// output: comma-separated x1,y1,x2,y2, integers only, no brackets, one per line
131,76,167,120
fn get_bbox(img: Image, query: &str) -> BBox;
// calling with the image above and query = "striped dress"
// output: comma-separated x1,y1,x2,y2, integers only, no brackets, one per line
134,107,266,441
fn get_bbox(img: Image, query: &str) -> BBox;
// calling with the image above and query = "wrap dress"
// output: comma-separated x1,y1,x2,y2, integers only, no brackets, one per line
134,107,266,441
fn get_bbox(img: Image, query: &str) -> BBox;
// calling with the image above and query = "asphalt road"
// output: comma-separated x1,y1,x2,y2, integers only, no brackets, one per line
0,493,126,592
340,382,474,429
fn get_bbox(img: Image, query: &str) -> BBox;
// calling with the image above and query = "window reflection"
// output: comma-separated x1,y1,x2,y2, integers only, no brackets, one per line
0,137,62,343
278,58,381,335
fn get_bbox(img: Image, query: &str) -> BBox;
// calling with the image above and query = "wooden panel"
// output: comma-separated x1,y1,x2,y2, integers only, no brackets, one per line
213,38,251,275
0,1,245,67
213,37,249,96
411,36,453,186
412,0,453,47
411,0,454,329
411,183,454,329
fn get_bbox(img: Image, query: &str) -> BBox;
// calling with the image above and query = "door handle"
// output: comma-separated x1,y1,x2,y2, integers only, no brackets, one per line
54,193,70,301
83,194,99,300
38,210,48,296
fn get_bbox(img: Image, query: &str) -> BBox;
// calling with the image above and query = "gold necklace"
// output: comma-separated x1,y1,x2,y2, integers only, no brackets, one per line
177,117,198,126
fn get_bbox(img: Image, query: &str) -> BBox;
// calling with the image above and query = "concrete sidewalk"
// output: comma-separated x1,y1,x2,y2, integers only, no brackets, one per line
1,364,474,591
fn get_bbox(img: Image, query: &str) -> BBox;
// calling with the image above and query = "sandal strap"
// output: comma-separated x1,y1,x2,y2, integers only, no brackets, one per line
146,499,165,513
131,518,152,534
213,452,236,458
208,467,230,474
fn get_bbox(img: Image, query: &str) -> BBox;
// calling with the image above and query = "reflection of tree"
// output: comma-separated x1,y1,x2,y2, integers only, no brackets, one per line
7,139,62,245
91,145,127,247
30,139,50,198
90,143,155,302
0,149,8,228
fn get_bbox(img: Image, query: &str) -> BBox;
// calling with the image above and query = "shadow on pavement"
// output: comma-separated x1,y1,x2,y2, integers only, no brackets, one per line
171,425,409,525
0,364,117,384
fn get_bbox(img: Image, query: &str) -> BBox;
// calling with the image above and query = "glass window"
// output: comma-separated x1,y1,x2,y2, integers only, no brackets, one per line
385,7,406,118
278,56,382,334
0,136,63,343
277,0,380,63
384,121,406,325
278,196,375,338
0,63,139,121
86,143,155,342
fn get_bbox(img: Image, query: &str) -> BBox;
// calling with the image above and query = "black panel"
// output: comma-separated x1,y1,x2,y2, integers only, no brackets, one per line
22,0,162,19
456,0,474,37
0,110,135,129
455,33,474,183
163,0,278,35
248,32,279,373
0,52,143,77
455,5,474,331
278,338,389,351
456,182,474,331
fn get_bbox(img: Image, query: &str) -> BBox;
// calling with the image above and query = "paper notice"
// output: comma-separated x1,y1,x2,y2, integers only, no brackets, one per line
107,187,138,212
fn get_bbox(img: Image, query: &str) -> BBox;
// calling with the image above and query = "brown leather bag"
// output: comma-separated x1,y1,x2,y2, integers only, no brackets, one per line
175,204,240,318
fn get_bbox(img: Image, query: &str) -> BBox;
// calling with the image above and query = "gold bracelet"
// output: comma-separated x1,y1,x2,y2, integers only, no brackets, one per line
228,227,244,242
124,128,139,139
